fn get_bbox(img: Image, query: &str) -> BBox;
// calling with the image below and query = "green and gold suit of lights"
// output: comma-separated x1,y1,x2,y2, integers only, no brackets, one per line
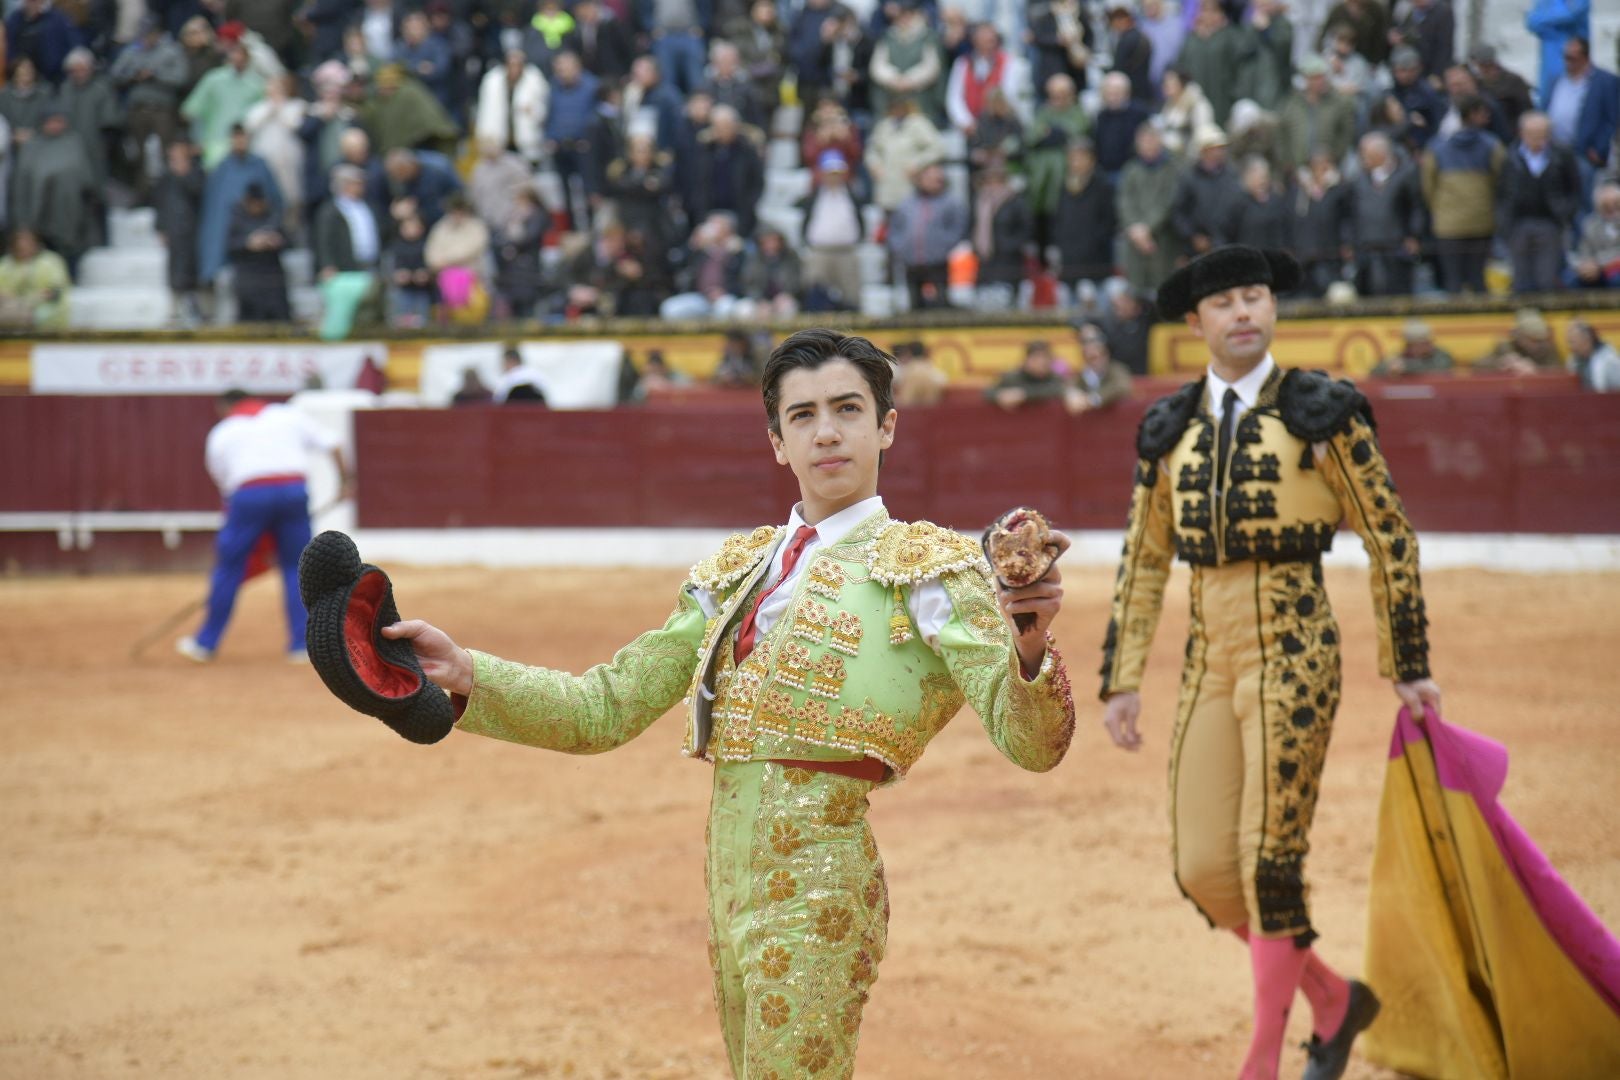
457,508,1076,1078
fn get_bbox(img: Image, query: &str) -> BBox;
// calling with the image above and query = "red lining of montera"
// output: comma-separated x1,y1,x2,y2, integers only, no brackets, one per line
345,571,423,699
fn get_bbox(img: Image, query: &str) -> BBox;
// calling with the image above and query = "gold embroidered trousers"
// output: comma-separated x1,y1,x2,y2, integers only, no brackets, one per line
707,761,888,1080
1170,559,1341,942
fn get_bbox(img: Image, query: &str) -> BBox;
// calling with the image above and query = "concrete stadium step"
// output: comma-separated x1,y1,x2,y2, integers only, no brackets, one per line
290,285,323,323
862,203,885,237
108,206,161,249
766,137,801,172
78,246,167,288
763,167,812,210
758,206,804,248
281,247,314,287
770,104,803,139
78,244,313,291
859,283,895,318
69,285,172,329
857,242,887,283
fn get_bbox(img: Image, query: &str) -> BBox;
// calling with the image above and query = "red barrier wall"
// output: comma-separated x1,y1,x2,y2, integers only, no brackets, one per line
2,386,1616,574
0,396,219,512
352,388,1620,535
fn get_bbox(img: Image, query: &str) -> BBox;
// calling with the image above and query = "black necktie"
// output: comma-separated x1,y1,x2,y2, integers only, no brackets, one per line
1217,387,1239,496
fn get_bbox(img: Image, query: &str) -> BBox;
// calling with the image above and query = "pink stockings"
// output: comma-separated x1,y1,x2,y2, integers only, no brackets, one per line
1232,926,1350,1079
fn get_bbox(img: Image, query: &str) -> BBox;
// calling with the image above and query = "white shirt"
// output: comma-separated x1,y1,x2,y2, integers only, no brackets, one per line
205,404,339,496
1547,72,1588,147
335,195,379,265
361,11,395,62
805,186,862,248
692,496,957,654
1206,353,1276,424
1519,144,1550,177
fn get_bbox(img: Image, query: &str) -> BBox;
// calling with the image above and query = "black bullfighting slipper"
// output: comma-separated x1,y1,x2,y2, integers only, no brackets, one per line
1301,980,1381,1080
298,530,455,745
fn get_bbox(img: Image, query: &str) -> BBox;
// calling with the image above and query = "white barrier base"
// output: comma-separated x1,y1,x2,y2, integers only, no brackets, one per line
4,514,1615,573
348,528,1620,574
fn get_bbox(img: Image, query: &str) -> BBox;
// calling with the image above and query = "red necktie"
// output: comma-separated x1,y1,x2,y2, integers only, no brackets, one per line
733,525,818,664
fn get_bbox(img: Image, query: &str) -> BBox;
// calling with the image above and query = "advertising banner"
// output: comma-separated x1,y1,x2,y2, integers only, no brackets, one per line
418,341,624,408
30,343,387,394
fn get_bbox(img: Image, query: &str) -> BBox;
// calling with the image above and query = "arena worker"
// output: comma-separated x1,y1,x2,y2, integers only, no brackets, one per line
1097,246,1443,1080
381,328,1078,1079
178,389,351,662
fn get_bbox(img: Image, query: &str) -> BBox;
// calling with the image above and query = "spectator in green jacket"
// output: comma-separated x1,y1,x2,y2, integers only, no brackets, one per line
1372,319,1456,377
1277,56,1356,173
986,341,1070,409
1176,0,1254,126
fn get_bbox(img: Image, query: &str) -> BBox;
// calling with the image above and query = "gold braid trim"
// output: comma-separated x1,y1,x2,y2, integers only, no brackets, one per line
688,526,784,593
867,520,989,586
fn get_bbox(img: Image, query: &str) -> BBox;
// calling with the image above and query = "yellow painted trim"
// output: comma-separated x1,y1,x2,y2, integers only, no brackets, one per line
1148,311,1620,377
6,309,1619,391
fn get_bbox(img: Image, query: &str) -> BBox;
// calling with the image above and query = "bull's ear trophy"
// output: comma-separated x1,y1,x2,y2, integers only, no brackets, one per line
981,507,1061,633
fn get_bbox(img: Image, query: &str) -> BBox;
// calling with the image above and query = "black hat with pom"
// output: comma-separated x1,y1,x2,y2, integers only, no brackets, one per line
298,531,456,745
1156,246,1302,321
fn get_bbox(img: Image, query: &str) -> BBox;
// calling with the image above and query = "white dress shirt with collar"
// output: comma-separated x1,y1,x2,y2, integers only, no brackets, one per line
1205,353,1277,423
692,495,956,652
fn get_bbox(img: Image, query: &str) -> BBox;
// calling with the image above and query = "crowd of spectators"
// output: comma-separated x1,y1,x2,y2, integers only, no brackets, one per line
0,0,1617,378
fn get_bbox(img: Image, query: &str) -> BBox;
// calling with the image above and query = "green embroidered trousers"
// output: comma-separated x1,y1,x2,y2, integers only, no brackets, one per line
706,761,889,1079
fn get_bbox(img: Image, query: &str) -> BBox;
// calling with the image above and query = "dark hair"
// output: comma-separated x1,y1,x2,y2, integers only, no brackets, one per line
1455,94,1488,124
1567,36,1590,60
1570,319,1603,349
219,388,249,407
762,328,895,435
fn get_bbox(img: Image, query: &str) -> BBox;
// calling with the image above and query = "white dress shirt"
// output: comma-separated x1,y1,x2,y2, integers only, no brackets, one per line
692,496,957,653
1547,72,1588,147
334,195,379,265
1205,353,1276,424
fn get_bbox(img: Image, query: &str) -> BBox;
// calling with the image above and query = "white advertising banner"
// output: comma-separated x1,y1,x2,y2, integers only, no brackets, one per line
418,340,624,409
30,342,388,395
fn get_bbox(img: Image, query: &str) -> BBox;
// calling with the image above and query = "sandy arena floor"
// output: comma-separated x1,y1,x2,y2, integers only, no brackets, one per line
3,564,1618,1079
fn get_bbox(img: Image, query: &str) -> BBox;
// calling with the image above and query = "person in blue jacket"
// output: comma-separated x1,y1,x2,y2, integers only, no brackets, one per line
1526,0,1589,102
1544,35,1620,210
5,0,80,83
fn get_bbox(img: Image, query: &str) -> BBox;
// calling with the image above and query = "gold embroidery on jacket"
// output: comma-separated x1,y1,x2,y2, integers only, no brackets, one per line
807,653,847,701
792,598,831,644
689,525,783,592
829,611,863,656
775,642,812,690
806,558,846,600
868,520,988,585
